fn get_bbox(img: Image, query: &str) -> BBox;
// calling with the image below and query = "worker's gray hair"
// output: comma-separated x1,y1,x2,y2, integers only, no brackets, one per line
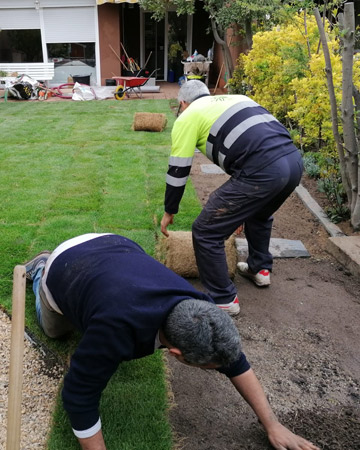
178,80,210,103
163,299,241,367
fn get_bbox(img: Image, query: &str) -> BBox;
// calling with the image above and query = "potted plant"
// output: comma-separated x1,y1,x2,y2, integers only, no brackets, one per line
0,70,9,87
0,70,18,88
168,42,183,82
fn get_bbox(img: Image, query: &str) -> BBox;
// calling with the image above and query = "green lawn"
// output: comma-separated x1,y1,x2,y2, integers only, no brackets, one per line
0,99,202,449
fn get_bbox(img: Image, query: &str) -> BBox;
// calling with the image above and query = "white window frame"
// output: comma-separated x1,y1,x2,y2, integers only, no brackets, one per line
140,8,192,81
0,1,100,85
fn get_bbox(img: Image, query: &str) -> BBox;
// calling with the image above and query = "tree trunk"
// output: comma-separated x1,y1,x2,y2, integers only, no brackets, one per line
314,8,352,208
211,19,234,82
316,1,327,54
245,18,253,49
352,84,360,142
351,80,360,225
341,2,360,228
303,9,312,58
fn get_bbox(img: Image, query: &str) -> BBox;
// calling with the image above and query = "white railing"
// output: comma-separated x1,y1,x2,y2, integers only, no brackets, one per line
0,63,55,83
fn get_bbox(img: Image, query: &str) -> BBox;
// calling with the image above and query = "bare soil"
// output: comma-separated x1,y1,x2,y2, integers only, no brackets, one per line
167,152,360,450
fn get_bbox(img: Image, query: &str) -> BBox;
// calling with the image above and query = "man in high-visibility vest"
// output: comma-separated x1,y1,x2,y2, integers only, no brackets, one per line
161,80,303,315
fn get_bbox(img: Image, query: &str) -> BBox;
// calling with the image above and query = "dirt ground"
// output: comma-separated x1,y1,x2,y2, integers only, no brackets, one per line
166,152,360,450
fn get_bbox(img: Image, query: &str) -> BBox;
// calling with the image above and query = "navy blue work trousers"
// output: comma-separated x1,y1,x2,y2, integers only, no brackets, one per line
192,150,304,304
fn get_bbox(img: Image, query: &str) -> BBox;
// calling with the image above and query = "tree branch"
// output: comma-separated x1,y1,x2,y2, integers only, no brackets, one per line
341,2,359,219
211,19,234,81
314,7,352,207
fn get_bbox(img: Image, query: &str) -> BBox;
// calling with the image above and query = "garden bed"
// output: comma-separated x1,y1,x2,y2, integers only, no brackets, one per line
166,152,360,450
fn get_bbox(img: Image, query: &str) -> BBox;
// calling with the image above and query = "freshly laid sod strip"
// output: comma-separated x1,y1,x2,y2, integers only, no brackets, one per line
48,354,172,450
0,99,202,449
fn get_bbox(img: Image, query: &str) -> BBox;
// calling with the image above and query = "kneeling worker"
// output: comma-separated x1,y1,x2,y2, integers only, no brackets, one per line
25,233,318,450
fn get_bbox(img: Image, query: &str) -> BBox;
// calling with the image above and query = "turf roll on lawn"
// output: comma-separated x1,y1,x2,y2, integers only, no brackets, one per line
132,112,168,132
156,231,237,278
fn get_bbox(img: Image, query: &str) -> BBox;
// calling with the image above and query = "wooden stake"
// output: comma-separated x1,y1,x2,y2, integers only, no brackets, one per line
213,62,224,95
120,42,134,73
6,265,26,450
214,34,233,94
109,44,128,71
143,51,153,70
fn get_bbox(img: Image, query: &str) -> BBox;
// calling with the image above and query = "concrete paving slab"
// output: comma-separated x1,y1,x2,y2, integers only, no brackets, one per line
235,237,310,258
200,164,225,174
327,236,360,277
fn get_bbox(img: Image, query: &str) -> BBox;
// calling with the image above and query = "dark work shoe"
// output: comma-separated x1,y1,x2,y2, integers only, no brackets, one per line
216,295,240,316
24,251,51,280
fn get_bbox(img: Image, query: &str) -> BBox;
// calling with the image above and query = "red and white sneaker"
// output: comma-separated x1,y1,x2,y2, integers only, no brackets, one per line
217,296,240,316
237,262,270,287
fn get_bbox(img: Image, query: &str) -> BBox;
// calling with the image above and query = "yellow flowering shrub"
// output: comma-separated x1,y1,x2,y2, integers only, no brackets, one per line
241,14,320,121
288,40,342,156
228,13,360,156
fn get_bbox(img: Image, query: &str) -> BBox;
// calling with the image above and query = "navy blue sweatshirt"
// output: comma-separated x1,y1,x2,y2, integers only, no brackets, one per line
44,234,250,433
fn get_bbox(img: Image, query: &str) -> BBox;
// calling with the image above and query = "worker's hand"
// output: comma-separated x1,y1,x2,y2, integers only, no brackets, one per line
234,224,244,235
266,422,320,450
161,212,175,237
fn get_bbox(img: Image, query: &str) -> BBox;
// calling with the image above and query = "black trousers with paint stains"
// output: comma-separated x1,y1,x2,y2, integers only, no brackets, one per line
192,150,304,305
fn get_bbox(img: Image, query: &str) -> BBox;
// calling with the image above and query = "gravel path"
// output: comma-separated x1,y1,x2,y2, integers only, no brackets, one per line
0,309,63,449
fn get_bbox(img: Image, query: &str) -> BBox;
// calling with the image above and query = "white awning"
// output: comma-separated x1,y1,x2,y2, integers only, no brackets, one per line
97,0,139,4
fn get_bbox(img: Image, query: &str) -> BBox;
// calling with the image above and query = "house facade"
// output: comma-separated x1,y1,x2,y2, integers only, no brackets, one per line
0,0,215,86
1,1,359,88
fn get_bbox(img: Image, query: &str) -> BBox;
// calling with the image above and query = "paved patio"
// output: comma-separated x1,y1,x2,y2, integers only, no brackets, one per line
0,79,228,102
138,81,180,99
0,81,181,102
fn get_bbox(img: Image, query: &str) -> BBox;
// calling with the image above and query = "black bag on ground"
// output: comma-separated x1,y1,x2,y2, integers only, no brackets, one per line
8,82,34,100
